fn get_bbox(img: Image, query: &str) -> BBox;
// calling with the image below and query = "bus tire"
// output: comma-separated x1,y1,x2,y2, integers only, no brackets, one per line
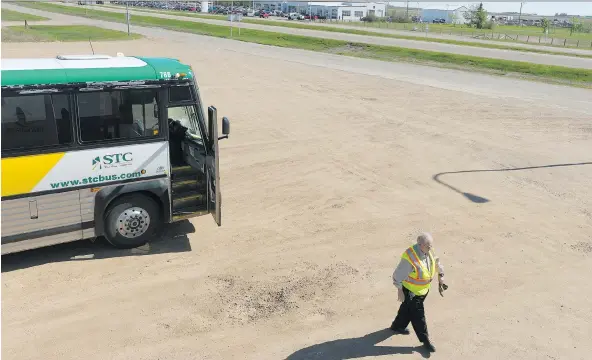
103,194,162,249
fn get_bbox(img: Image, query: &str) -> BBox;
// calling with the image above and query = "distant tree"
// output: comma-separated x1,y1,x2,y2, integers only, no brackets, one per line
362,13,378,22
392,15,411,23
468,2,488,29
541,18,550,33
450,12,458,26
570,17,584,35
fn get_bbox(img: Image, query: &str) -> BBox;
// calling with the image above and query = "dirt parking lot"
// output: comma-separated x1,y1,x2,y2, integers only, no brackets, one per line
2,36,592,360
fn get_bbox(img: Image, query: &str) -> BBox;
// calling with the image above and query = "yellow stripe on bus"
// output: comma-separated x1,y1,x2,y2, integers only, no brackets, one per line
1,153,66,197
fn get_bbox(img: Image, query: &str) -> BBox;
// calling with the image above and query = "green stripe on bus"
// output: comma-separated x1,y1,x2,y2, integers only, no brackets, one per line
1,57,193,86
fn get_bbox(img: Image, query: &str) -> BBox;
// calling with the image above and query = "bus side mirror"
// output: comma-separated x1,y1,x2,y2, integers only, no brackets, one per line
219,116,230,140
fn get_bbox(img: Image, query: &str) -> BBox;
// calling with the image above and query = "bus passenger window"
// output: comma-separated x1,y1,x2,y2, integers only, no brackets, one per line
1,94,72,151
78,89,160,142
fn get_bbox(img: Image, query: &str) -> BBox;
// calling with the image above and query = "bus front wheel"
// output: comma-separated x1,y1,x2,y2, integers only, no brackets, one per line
103,194,162,249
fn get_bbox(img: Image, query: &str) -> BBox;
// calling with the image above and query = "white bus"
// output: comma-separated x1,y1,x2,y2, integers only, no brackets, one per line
1,54,230,254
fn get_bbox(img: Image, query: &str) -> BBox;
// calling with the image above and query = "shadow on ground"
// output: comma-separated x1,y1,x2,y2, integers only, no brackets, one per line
433,161,592,204
1,220,195,273
285,328,430,359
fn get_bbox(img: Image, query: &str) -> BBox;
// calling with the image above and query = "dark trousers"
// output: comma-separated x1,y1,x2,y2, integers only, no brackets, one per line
391,286,430,343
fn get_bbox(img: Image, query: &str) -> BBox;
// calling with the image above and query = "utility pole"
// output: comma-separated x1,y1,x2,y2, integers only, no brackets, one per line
406,0,409,20
126,0,130,36
519,2,526,26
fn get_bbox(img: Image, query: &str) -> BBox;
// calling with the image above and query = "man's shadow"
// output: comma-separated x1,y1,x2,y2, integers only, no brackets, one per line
285,328,430,359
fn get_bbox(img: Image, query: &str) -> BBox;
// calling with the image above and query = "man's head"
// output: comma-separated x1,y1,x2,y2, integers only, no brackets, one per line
417,232,434,253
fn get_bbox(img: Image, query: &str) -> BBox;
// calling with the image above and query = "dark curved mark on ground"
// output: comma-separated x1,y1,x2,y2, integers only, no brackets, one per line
433,161,592,204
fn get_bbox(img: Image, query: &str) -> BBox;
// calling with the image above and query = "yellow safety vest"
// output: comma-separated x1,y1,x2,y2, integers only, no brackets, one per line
401,244,436,296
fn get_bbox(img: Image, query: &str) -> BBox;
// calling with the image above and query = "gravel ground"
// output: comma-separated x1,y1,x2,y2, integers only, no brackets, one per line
1,6,592,360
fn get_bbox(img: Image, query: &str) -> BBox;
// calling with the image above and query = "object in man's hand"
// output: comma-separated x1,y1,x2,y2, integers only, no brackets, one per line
439,283,448,297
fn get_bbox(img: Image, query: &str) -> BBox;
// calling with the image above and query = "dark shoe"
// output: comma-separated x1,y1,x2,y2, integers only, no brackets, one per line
422,340,436,352
390,327,410,335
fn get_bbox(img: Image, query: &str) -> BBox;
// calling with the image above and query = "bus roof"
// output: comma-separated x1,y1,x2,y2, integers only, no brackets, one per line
1,54,194,87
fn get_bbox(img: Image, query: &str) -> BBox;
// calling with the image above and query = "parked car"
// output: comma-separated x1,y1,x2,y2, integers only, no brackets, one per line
432,18,446,24
288,13,304,20
259,11,270,18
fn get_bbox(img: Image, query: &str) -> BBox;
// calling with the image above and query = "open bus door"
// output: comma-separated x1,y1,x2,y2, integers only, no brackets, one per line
206,106,228,226
171,103,228,225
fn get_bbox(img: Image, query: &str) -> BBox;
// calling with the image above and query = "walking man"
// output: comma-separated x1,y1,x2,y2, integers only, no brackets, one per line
390,232,447,353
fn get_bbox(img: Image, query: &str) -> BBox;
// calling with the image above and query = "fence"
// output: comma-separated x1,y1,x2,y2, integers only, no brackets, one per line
314,19,592,48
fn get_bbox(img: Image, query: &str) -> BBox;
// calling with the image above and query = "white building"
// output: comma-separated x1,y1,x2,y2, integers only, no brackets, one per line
421,6,470,24
255,2,386,20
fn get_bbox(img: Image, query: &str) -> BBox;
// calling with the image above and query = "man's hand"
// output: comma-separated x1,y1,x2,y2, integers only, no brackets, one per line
397,288,405,302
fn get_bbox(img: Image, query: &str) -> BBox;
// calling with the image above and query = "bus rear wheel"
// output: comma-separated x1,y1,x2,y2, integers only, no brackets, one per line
103,194,162,249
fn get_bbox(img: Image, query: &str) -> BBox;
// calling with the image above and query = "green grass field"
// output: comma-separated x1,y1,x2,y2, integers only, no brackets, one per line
15,3,592,86
420,22,592,40
1,8,49,21
2,25,141,42
95,5,592,59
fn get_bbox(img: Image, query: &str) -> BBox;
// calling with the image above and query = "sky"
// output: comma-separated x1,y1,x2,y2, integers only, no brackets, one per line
388,2,592,16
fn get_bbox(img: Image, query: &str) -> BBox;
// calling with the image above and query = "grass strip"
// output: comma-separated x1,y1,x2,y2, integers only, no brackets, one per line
17,3,592,86
2,25,142,42
1,8,49,21
343,20,592,41
105,5,592,59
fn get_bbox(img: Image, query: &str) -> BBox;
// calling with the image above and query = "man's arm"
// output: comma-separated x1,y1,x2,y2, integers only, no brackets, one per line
435,255,445,283
392,258,412,289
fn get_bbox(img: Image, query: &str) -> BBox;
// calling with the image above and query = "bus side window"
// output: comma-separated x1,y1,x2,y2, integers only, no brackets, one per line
1,93,72,152
130,90,160,136
78,89,160,143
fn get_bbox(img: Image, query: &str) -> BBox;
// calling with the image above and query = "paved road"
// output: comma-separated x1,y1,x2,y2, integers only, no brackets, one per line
4,3,591,113
53,3,592,69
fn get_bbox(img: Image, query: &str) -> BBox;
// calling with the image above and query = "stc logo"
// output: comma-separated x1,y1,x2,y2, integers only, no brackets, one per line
92,152,133,170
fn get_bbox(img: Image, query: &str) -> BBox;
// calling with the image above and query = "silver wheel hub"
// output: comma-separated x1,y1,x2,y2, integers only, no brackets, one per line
116,207,151,239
